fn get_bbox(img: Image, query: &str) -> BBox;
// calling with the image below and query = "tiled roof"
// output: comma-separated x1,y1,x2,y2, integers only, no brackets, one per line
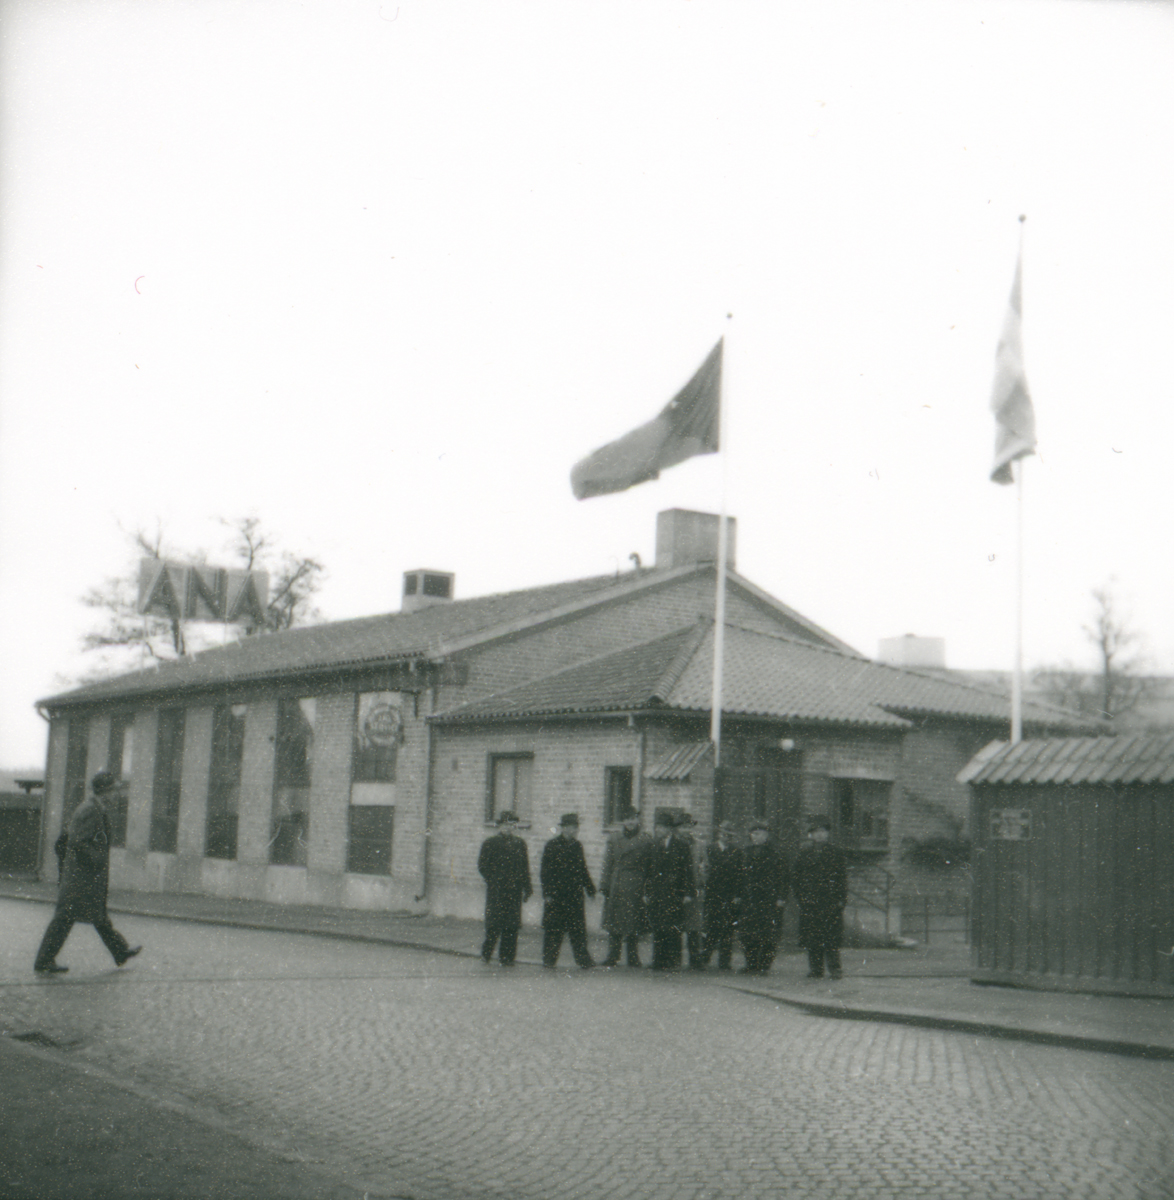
436,621,1097,730
958,734,1174,786
39,572,645,708
42,563,857,710
645,741,713,780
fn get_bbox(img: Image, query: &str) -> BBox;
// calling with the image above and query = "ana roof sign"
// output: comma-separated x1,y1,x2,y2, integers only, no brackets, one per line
137,559,269,626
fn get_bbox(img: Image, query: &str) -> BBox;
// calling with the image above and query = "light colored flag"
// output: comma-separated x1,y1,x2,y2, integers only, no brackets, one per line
990,253,1037,484
571,340,722,500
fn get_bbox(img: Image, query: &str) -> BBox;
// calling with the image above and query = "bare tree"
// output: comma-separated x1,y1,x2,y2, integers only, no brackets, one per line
79,517,326,679
1032,581,1152,723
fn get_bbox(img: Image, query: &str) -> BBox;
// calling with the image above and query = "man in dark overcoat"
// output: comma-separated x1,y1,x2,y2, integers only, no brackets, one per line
34,770,142,974
792,814,848,979
699,820,743,970
599,810,652,967
738,819,789,975
540,813,596,968
478,809,533,965
645,809,697,970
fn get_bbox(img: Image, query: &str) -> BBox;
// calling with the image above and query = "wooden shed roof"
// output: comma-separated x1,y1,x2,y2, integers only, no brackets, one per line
959,734,1174,786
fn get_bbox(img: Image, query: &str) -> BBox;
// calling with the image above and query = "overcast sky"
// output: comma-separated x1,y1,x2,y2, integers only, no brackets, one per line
2,0,1172,768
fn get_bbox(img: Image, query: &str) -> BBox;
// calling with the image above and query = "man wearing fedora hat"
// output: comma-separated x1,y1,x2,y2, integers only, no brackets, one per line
792,814,848,979
738,819,789,975
478,810,533,965
539,813,597,968
699,820,743,971
34,770,142,974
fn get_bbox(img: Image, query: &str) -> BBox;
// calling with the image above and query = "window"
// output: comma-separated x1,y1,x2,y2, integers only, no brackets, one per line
150,709,185,853
347,692,402,875
604,766,635,825
271,697,315,866
107,713,135,847
486,753,533,824
206,704,246,860
348,807,394,875
832,778,891,851
63,717,89,825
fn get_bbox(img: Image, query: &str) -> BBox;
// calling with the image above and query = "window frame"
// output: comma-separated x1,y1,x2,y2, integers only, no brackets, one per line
270,696,316,867
831,776,892,852
603,765,636,826
149,708,185,854
106,711,135,848
485,752,535,825
206,703,247,861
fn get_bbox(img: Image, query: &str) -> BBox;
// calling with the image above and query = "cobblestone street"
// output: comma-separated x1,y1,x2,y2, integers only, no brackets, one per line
2,901,1172,1200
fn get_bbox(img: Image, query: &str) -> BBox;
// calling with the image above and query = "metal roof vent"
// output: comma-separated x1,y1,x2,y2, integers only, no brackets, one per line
402,570,455,613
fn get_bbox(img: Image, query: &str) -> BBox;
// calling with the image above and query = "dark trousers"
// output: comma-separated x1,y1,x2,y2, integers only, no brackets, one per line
740,933,777,974
542,912,593,968
651,928,683,970
481,923,520,965
35,908,131,969
686,930,703,966
701,919,736,969
806,943,842,978
602,933,642,966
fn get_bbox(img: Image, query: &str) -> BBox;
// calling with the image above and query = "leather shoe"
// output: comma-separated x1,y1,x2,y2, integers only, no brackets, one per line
35,963,68,974
115,946,142,967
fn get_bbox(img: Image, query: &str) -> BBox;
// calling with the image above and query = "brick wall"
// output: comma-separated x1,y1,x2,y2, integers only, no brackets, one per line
428,719,641,922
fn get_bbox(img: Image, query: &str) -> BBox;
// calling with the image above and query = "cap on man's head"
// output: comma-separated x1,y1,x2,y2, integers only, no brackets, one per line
675,810,696,828
559,812,579,828
807,814,832,832
653,807,674,827
749,818,770,833
717,820,737,835
91,770,117,795
496,810,519,826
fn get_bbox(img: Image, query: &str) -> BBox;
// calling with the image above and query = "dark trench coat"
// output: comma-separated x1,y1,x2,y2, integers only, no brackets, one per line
540,835,596,926
478,832,533,931
645,833,697,932
792,842,849,949
739,841,790,944
55,797,114,924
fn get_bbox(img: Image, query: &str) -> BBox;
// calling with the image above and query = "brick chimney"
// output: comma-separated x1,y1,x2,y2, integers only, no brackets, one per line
402,570,455,613
654,509,736,571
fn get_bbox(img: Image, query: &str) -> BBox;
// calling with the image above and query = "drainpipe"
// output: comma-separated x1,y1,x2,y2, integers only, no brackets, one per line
414,689,437,905
630,714,646,814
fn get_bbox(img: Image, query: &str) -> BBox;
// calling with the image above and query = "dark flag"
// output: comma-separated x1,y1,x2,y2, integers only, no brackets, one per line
571,340,722,500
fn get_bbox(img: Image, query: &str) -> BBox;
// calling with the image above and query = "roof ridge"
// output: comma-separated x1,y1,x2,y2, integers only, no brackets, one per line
650,619,711,702
437,623,703,717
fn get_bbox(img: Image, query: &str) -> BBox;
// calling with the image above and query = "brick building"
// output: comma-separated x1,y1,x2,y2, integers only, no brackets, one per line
36,509,1090,927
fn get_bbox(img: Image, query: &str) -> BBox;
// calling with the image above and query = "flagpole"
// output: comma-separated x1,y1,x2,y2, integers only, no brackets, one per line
710,331,729,766
1010,214,1027,745
1011,456,1024,743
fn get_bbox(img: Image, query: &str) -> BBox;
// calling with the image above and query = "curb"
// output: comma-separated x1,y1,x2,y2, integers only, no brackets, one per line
730,986,1174,1061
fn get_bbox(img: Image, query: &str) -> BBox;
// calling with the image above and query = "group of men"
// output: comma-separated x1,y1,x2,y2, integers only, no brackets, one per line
478,806,849,978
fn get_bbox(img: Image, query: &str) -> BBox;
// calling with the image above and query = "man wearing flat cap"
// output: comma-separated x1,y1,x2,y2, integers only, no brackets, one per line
792,815,848,979
699,820,743,971
540,813,597,968
478,810,533,965
738,819,789,975
34,770,142,974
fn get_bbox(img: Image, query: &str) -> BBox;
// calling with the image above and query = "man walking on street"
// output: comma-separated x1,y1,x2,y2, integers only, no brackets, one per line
646,809,696,971
792,814,848,980
699,820,742,971
738,819,789,976
599,809,652,967
478,810,532,965
34,770,142,974
540,813,596,969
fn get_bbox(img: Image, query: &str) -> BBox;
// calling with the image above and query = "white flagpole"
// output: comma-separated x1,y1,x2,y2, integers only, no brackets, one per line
1011,456,1024,743
710,330,729,766
1010,215,1027,745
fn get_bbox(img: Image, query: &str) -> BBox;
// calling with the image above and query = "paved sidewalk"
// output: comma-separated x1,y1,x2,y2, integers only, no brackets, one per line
4,877,1172,1060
